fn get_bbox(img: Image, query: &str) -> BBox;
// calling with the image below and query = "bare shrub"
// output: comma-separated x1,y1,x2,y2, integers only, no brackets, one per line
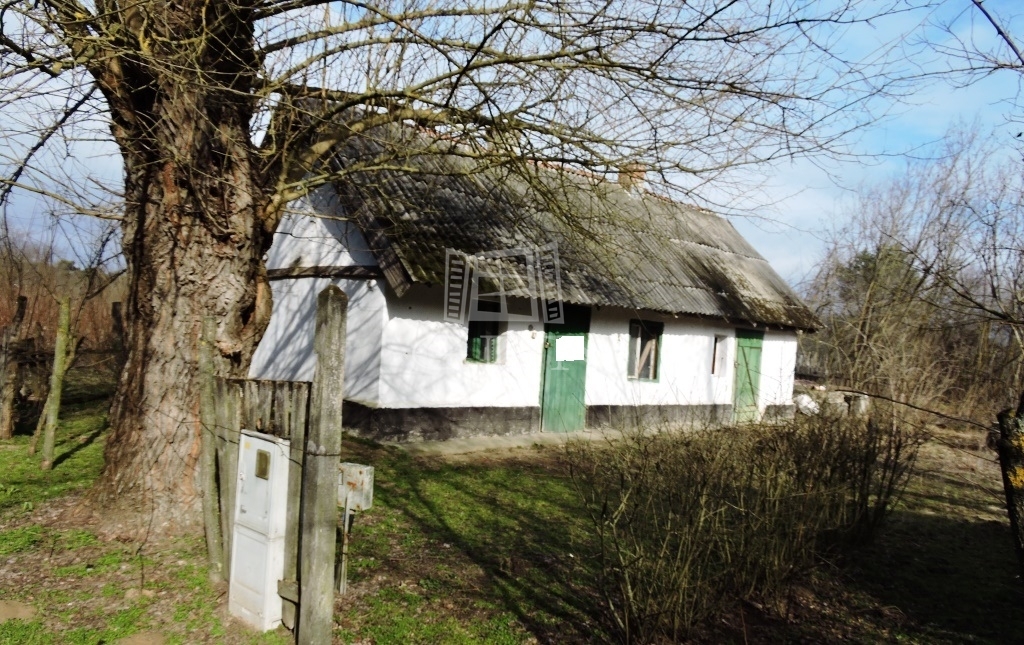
565,413,919,643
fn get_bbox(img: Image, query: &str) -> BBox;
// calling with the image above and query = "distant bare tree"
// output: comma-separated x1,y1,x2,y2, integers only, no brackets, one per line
805,129,1023,418
0,214,122,444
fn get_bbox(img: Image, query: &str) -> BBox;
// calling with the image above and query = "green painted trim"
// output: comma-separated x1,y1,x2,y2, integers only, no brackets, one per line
540,305,591,432
732,329,764,424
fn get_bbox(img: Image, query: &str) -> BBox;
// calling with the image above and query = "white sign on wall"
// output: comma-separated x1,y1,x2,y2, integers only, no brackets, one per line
556,335,585,362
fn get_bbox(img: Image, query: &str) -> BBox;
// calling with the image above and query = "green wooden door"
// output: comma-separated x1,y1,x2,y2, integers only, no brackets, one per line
541,305,590,433
733,329,764,424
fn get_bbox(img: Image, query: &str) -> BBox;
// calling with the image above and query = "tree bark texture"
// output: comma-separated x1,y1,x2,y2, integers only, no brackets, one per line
996,391,1024,582
90,3,275,533
198,316,225,581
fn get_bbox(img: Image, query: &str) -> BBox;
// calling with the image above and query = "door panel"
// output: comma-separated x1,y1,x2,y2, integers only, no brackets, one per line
733,330,764,424
541,305,590,432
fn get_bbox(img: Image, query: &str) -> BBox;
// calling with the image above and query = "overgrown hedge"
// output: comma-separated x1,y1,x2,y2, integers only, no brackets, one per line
564,413,919,643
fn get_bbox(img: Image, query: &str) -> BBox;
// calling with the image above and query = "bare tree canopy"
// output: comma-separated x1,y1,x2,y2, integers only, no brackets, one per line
0,0,928,532
924,0,1024,78
804,128,1024,419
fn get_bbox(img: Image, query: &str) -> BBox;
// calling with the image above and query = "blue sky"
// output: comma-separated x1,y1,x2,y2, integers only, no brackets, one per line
729,0,1023,288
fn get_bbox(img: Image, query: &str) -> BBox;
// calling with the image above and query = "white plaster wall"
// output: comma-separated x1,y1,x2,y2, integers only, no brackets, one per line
248,277,386,406
377,286,545,408
266,187,377,270
585,308,736,407
756,330,798,410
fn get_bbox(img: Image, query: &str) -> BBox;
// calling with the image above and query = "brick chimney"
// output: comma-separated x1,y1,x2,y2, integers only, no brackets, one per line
617,163,647,192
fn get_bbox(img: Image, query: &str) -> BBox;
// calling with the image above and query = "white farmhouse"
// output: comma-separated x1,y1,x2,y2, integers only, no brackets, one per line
249,126,818,441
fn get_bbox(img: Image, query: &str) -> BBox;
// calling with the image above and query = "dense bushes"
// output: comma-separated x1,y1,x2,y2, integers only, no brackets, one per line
564,413,919,644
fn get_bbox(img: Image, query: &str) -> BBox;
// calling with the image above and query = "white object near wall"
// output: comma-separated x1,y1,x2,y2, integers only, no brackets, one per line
338,463,374,511
228,430,290,631
555,335,585,362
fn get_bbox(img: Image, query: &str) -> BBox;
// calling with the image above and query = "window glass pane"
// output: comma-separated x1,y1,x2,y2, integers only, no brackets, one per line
639,335,657,379
628,320,662,380
628,322,640,377
712,335,727,375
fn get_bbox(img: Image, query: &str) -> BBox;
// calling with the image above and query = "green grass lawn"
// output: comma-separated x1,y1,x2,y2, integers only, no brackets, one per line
0,398,107,514
336,430,1024,644
2,391,1023,644
336,439,596,643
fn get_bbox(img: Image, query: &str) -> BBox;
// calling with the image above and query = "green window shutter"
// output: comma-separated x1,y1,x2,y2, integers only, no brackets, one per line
468,325,483,361
467,320,500,363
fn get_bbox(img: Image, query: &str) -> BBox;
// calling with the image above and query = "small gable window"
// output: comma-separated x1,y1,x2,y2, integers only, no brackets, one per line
628,320,663,380
467,299,503,363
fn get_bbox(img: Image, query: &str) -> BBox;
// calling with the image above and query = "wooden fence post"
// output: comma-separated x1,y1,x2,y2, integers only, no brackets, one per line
996,391,1024,581
279,380,309,630
215,377,241,579
298,286,347,645
199,316,225,582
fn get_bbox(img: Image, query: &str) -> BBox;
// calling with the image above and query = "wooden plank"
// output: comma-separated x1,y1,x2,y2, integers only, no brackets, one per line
215,378,233,556
199,316,224,582
40,297,71,470
277,579,299,603
243,380,268,433
273,382,291,440
260,382,276,434
298,286,347,645
215,379,228,572
280,380,309,631
271,379,292,625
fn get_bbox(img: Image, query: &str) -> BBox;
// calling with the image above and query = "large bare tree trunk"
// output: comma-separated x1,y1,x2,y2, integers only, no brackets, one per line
89,4,273,535
94,137,272,534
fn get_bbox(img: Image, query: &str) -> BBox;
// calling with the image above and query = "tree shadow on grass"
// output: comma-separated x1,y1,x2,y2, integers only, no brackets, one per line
51,425,105,469
344,438,606,644
843,509,1024,644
